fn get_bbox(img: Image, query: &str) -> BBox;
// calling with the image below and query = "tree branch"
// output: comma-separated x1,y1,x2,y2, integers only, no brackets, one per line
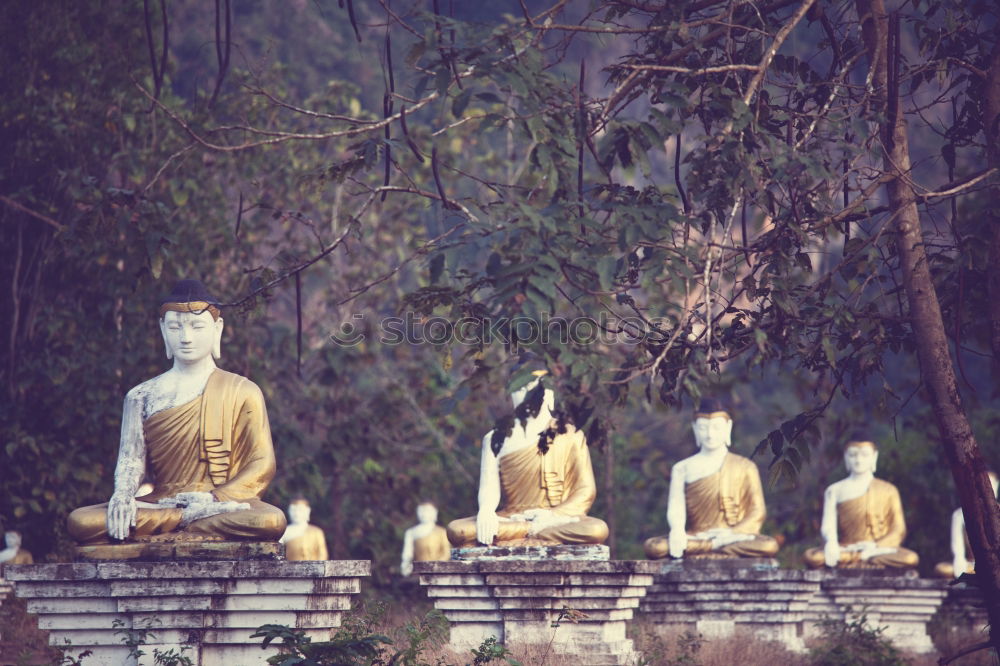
0,196,63,231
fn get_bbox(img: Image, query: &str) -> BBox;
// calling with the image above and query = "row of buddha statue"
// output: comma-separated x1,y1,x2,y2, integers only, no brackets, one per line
439,359,979,577
49,280,985,581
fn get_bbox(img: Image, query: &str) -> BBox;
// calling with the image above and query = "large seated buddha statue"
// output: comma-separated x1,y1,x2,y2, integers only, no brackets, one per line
446,359,608,547
67,280,286,546
803,437,918,570
644,398,779,559
934,472,998,578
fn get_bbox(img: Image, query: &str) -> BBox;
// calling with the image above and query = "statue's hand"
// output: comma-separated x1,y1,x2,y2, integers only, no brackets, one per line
706,528,753,549
168,491,216,507
521,508,552,522
953,556,969,578
476,510,499,546
179,500,250,527
668,529,688,559
853,540,878,560
401,560,413,577
823,541,841,567
107,493,138,541
520,509,578,536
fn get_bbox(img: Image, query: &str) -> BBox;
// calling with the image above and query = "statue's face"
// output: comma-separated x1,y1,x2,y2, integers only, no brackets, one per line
844,443,877,475
693,415,732,451
510,378,554,413
416,503,437,524
288,502,311,524
160,310,222,363
510,378,540,408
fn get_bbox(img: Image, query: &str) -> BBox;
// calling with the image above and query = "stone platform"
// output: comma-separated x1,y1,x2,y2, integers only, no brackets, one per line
934,580,988,630
639,559,822,652
804,570,947,653
0,573,13,606
805,569,946,654
415,547,659,666
7,559,370,665
639,562,947,654
74,540,284,562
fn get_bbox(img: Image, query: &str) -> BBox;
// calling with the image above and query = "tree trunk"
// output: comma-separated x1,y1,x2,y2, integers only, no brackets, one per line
855,0,1000,652
985,40,1000,381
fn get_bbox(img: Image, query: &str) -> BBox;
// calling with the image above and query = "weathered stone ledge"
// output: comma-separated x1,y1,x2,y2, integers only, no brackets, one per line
640,563,947,654
6,559,370,581
8,559,371,666
415,555,659,666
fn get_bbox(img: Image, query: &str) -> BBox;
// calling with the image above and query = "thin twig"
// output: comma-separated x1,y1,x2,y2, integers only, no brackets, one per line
0,196,63,231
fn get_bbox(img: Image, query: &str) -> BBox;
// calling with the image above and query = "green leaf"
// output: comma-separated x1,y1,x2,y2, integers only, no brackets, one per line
475,91,503,105
597,256,617,291
768,429,784,456
452,88,473,118
150,252,163,279
405,40,426,66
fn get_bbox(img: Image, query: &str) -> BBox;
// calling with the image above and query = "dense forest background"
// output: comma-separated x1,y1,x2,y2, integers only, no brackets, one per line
1,0,998,586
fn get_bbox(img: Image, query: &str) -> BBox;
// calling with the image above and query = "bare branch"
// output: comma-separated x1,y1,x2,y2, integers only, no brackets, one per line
621,63,760,74
0,196,63,231
137,81,439,152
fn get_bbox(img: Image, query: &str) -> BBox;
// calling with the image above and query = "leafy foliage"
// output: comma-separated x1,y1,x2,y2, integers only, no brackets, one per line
808,613,906,666
253,602,455,666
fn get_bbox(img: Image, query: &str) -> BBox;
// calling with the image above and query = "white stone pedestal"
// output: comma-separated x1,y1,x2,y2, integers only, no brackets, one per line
639,559,822,652
415,548,659,666
805,570,947,654
0,575,13,607
935,582,988,630
6,560,370,665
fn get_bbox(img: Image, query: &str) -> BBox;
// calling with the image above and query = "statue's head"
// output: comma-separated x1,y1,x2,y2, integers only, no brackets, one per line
508,352,554,419
4,531,21,549
416,502,438,525
159,280,224,363
843,437,878,475
692,397,732,451
288,497,311,525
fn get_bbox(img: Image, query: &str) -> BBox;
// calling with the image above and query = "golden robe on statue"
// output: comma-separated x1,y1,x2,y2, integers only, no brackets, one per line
67,370,286,544
284,525,329,561
803,478,918,569
447,424,609,546
644,453,779,559
413,526,451,562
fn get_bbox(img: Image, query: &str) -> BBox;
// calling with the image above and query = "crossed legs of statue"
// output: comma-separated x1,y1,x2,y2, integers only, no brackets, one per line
447,515,609,547
643,534,780,559
802,546,919,569
67,498,286,544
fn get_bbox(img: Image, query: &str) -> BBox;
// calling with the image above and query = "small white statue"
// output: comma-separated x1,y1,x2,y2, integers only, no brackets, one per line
0,531,34,565
400,502,450,576
804,437,918,569
279,497,328,561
